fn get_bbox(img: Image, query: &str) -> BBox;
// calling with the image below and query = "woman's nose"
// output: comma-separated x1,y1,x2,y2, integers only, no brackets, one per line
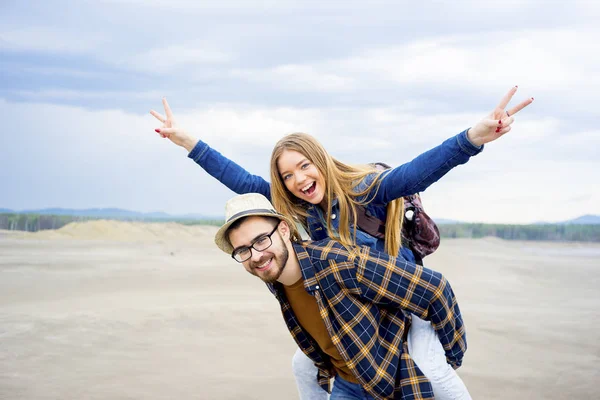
295,171,307,184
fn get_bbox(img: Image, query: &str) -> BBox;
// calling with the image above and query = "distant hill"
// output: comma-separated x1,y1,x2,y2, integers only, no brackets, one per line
437,215,600,225
563,214,600,224
432,218,462,225
533,214,600,225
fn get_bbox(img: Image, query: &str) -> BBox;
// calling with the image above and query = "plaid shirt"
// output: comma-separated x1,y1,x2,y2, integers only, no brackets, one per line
267,240,466,400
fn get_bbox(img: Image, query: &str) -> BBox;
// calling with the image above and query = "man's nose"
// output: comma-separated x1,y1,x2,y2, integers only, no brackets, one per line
250,247,264,263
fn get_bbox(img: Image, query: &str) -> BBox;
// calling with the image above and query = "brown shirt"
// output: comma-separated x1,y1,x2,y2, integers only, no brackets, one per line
283,277,358,384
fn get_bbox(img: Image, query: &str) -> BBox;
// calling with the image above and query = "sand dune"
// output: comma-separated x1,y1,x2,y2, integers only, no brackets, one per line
1,221,599,399
13,220,220,242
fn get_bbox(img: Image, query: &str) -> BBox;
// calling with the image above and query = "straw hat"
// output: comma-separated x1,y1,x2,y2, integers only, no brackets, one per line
214,193,296,254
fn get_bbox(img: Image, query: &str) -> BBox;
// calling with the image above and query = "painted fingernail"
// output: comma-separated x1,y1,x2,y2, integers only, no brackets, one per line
155,129,161,133
531,97,534,101
498,120,502,124
515,85,518,88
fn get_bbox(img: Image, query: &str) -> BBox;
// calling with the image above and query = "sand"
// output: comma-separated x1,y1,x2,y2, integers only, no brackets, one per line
1,221,599,399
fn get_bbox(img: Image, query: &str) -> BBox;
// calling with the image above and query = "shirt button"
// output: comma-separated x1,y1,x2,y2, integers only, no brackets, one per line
315,285,320,290
331,214,336,219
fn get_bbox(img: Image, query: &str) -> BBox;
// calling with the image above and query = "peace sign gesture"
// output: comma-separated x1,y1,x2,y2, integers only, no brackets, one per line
150,98,198,152
467,86,534,147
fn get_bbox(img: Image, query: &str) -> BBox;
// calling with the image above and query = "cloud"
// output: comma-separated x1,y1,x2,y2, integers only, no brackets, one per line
15,65,109,79
219,27,595,108
0,26,107,54
97,0,303,12
13,89,163,101
1,2,598,223
333,28,599,93
423,158,600,223
115,44,233,74
96,0,554,16
231,65,356,93
2,97,598,222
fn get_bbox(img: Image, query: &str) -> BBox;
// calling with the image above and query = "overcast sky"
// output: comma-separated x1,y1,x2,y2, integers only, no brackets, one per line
1,0,599,223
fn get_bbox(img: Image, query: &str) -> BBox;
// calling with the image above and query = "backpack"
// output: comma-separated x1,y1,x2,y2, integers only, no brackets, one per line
355,162,441,266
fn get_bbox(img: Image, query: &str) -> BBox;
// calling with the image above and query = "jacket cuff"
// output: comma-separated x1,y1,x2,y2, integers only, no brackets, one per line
187,140,209,162
457,129,484,156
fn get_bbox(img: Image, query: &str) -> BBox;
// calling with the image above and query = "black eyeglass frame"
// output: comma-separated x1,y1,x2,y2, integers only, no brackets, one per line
231,223,280,263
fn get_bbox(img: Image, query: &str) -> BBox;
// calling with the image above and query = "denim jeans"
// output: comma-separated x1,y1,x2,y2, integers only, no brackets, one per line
292,315,472,400
292,347,330,400
330,375,376,400
407,315,472,400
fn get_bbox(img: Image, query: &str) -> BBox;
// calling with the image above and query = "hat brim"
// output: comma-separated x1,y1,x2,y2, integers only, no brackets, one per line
214,209,296,255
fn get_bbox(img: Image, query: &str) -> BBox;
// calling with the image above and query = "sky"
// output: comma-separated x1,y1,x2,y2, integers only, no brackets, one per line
1,0,599,223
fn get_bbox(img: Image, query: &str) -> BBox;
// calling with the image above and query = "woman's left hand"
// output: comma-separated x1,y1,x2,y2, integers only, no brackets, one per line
467,86,534,147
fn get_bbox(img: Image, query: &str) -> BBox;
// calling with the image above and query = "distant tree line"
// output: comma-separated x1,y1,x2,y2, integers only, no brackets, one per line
0,213,223,232
437,223,600,242
0,213,88,231
2,213,599,242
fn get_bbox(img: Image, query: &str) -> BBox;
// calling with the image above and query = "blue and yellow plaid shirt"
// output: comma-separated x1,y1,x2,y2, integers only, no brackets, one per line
267,240,466,400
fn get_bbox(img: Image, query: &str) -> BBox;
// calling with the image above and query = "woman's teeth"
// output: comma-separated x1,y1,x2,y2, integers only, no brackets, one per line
301,182,314,194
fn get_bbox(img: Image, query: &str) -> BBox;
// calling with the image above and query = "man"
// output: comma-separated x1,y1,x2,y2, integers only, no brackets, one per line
214,193,467,400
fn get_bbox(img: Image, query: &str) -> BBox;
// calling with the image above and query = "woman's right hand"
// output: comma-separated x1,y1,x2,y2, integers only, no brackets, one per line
150,98,199,152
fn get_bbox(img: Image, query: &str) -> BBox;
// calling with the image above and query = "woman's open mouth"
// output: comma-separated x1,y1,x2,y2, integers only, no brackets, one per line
300,182,317,196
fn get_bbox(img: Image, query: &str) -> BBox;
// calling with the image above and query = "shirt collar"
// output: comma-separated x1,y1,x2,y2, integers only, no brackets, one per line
307,198,339,220
266,242,320,296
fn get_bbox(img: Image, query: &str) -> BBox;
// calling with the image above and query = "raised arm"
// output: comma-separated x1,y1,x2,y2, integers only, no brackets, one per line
353,245,466,368
150,98,271,199
368,86,534,204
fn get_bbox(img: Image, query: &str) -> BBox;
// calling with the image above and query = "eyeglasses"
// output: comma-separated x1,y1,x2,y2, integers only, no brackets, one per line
231,224,279,263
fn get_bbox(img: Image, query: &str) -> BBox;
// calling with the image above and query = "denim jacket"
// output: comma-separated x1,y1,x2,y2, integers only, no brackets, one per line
188,129,482,262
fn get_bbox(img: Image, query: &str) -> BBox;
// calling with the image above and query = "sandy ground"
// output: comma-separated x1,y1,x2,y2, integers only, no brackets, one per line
1,221,599,399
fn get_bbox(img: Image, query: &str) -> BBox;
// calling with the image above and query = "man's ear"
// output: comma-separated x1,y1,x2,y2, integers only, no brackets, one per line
278,220,290,240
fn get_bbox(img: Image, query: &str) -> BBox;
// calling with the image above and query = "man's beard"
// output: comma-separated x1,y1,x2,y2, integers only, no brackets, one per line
250,235,289,284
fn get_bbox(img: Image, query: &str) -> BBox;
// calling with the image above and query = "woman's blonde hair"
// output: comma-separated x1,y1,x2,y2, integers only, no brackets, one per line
269,133,404,256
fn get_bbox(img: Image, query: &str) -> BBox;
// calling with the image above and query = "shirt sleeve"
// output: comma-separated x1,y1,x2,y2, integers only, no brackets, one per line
187,140,272,199
353,245,466,368
366,129,483,205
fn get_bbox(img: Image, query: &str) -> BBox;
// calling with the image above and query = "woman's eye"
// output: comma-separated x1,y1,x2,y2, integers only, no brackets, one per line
282,174,292,181
301,163,310,170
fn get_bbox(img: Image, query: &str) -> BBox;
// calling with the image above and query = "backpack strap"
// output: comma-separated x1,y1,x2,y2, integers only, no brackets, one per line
403,194,440,262
355,206,386,239
353,162,440,264
354,162,390,239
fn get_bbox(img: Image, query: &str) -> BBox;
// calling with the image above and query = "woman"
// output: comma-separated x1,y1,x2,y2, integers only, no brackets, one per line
150,87,533,399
